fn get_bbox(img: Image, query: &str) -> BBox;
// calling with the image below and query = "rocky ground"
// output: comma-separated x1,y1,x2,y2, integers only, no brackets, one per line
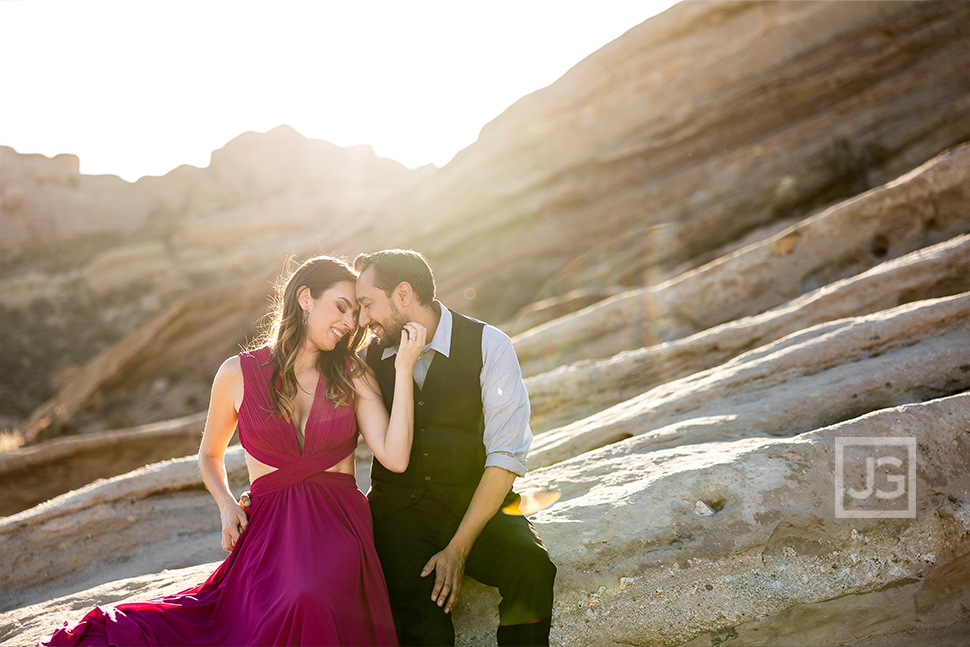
2,1,969,645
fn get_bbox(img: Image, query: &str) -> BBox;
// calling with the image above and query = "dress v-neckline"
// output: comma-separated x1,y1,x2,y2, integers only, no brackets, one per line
293,373,323,455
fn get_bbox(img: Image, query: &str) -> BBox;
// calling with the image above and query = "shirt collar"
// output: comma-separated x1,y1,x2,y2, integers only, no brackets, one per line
381,300,452,360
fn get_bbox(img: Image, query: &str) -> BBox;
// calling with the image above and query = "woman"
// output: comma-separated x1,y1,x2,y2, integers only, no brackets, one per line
40,255,426,646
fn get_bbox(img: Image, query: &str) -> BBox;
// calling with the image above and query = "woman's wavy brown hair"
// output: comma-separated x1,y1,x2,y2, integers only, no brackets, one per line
252,255,369,419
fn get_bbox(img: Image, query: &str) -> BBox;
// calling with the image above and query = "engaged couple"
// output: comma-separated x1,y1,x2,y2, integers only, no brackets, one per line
41,249,556,647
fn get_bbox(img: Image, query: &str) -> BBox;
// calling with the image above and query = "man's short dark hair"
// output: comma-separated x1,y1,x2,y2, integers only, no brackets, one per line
354,249,436,306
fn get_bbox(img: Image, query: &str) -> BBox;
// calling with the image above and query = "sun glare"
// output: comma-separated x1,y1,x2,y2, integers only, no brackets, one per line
0,1,677,182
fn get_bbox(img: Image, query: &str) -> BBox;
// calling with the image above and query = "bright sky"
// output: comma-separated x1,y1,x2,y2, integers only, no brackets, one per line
0,1,676,182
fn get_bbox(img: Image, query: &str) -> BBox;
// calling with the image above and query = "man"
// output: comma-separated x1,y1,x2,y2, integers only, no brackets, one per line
354,249,556,646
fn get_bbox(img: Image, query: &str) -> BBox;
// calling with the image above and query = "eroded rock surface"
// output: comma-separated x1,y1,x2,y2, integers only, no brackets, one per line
526,233,970,433
530,293,970,468
4,0,970,440
0,413,207,517
514,143,970,376
5,396,967,645
515,394,970,646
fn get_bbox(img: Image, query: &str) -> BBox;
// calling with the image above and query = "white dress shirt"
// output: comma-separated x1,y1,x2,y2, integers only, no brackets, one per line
380,301,532,476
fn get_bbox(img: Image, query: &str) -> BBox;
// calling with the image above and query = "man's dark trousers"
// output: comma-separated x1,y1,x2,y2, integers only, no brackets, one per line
372,490,556,646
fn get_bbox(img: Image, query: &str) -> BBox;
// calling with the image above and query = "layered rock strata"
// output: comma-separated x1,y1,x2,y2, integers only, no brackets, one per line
526,233,970,433
393,0,970,321
514,143,970,376
530,293,970,468
4,397,968,645
510,394,970,646
0,413,207,517
4,2,970,438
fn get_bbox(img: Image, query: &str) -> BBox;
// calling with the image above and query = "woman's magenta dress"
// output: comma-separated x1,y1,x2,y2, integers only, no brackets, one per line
40,346,398,646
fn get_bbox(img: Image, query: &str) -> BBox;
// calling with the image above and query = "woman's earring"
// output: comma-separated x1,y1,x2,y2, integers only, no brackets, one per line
302,309,308,326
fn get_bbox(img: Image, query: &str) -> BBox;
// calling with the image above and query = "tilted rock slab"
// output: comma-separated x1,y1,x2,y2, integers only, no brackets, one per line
1,563,219,644
526,234,970,433
0,439,377,614
4,5,970,645
530,292,970,469
5,395,968,645
0,412,206,517
514,143,970,376
0,449,247,613
17,280,269,445
442,394,970,646
413,1,970,322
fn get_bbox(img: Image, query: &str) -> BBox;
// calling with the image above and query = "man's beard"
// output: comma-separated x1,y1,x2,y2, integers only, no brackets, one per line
373,307,409,349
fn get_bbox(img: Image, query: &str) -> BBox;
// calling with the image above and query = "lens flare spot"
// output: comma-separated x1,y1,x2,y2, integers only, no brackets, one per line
502,490,562,516
464,288,477,300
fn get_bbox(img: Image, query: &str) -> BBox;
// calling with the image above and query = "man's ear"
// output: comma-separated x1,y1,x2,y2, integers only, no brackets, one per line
394,281,413,308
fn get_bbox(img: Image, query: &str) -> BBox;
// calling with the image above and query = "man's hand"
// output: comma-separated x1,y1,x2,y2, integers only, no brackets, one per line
419,467,517,613
420,546,466,614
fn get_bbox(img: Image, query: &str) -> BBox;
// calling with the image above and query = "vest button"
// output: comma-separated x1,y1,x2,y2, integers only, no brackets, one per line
425,475,431,481
417,401,424,406
410,494,417,501
423,451,429,457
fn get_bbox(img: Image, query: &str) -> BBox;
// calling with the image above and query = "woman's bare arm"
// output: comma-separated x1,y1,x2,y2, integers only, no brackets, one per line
198,356,248,551
354,323,426,472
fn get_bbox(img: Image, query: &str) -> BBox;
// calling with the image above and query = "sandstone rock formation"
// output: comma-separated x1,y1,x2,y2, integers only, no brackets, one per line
2,1,970,646
513,393,970,646
0,413,207,517
401,0,970,321
0,126,423,436
513,143,970,376
4,0,970,444
529,292,970,468
0,149,152,250
524,232,970,434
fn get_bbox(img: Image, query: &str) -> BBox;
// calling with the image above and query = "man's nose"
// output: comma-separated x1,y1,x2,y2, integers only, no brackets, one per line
358,310,371,327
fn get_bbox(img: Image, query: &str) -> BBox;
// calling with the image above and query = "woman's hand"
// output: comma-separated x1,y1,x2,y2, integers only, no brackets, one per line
394,322,427,372
219,500,249,552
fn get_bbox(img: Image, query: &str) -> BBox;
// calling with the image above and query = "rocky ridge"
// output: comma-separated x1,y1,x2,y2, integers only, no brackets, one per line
3,0,969,440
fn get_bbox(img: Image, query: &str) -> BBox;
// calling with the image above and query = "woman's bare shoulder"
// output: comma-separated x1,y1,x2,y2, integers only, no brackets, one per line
217,355,243,376
351,364,381,400
211,355,244,393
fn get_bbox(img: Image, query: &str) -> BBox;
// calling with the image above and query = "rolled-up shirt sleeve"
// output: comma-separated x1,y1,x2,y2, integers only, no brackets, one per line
480,325,532,477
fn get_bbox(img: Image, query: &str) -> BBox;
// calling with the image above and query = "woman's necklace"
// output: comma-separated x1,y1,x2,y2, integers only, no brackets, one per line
297,376,316,396
295,367,318,396
294,352,319,396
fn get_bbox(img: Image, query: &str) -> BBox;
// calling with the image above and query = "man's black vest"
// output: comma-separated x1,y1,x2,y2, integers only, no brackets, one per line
366,310,489,520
